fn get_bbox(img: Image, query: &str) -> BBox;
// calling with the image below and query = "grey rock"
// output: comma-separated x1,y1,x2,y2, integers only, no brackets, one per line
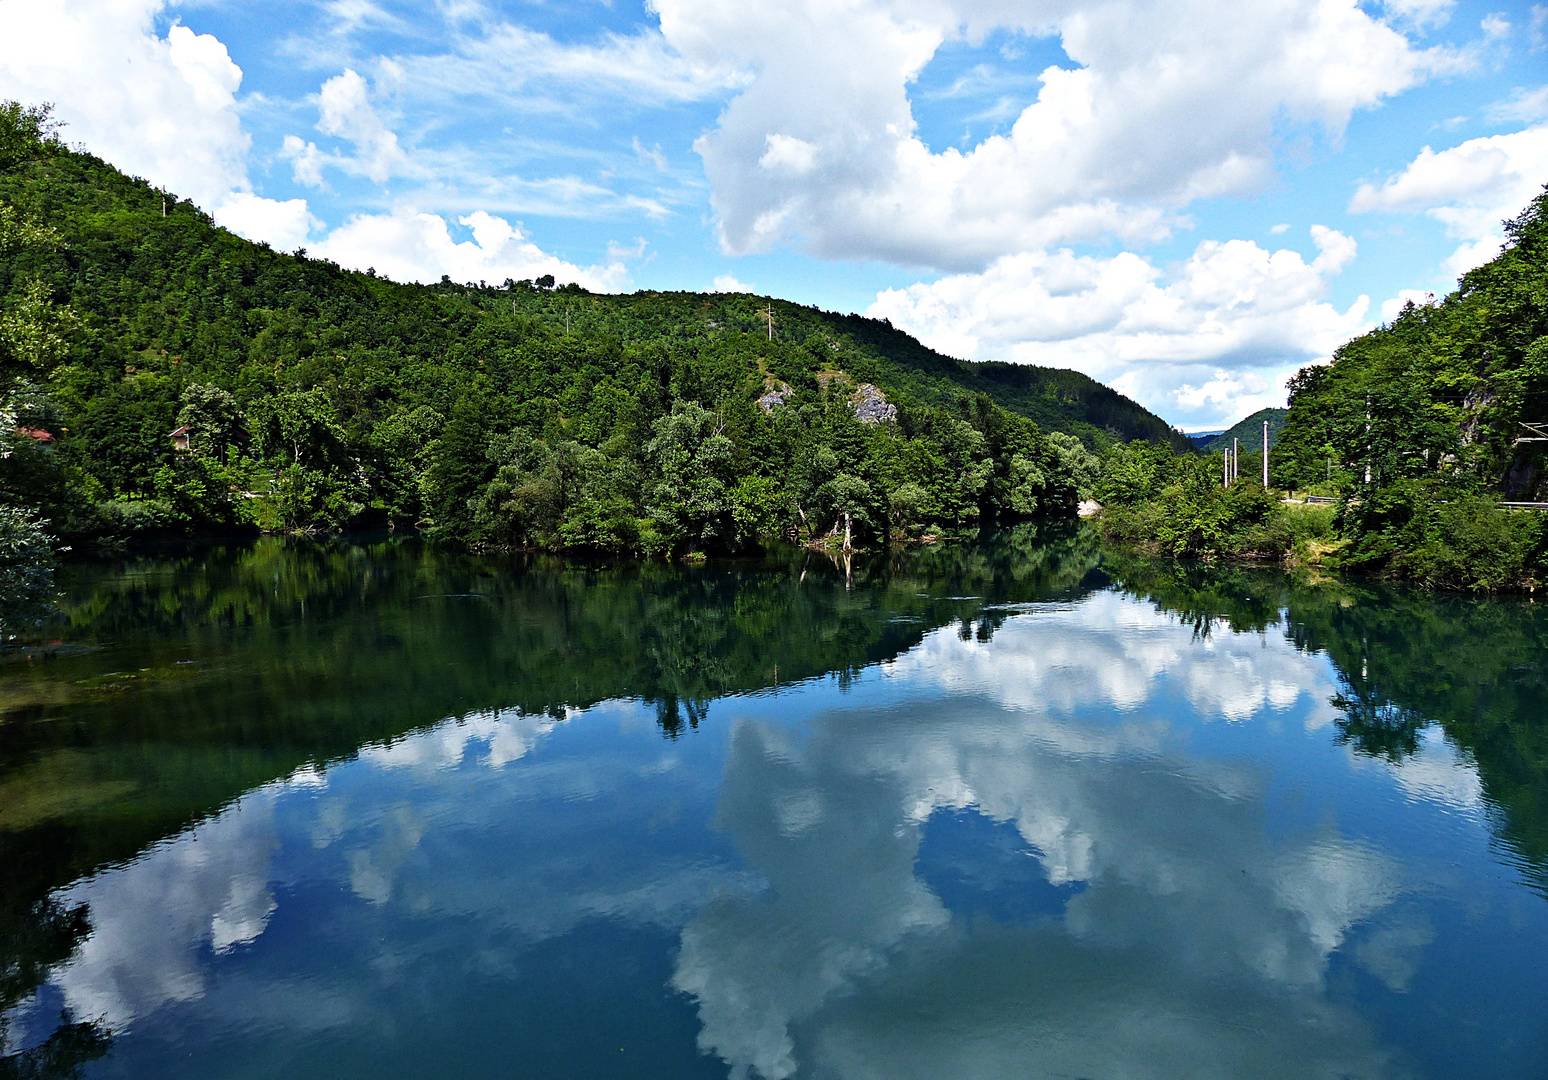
757,384,792,413
852,383,897,425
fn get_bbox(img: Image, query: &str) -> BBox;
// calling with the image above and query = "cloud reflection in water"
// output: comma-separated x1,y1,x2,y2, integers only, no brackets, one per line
674,594,1443,1079
23,590,1494,1079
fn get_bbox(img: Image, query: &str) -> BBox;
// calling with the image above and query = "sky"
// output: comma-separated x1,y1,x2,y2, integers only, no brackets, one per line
0,0,1544,430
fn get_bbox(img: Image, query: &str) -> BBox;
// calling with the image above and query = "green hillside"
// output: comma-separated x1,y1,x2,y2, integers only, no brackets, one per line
1093,184,1548,591
1203,408,1289,454
0,101,1181,558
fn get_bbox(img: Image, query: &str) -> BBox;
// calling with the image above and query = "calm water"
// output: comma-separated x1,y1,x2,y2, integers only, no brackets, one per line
2,526,1547,1079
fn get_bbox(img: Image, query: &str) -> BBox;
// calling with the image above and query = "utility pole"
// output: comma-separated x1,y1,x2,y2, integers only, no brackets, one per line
764,302,774,341
1263,420,1270,489
1364,397,1372,485
1233,438,1239,484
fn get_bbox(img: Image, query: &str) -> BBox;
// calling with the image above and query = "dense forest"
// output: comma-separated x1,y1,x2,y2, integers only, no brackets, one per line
1094,185,1548,591
0,100,1195,584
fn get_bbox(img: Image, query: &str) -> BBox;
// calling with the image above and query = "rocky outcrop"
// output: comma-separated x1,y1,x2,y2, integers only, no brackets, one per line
757,382,792,413
852,383,896,425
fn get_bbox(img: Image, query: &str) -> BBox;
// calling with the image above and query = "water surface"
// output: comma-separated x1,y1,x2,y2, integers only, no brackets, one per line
2,528,1546,1079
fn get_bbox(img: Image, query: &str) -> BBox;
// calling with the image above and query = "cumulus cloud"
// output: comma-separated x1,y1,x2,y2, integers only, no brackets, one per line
1349,123,1548,277
314,68,412,183
313,207,630,289
0,2,643,288
0,0,249,209
868,227,1370,425
674,598,1436,1080
654,0,1466,269
211,191,322,253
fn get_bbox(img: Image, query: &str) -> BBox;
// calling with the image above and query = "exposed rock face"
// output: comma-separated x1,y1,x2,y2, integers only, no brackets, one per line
757,383,792,413
852,383,896,425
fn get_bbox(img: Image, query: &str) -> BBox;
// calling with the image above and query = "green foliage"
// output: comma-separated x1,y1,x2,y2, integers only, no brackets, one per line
1100,186,1548,590
0,101,61,172
1337,477,1544,591
1275,187,1548,507
0,98,1190,552
643,402,737,552
1098,443,1334,561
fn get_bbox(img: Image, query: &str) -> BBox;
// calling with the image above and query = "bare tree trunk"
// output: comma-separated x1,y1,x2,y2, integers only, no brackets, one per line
843,511,852,553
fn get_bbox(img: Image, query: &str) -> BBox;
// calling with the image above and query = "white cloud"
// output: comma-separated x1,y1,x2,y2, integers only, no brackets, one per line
759,134,819,176
314,68,411,183
1480,13,1511,40
389,18,747,109
0,1,249,210
313,207,630,290
210,191,322,252
1485,84,1548,124
1382,0,1455,30
281,135,328,188
632,136,668,171
1348,123,1548,277
868,227,1370,426
655,0,1466,270
713,274,754,293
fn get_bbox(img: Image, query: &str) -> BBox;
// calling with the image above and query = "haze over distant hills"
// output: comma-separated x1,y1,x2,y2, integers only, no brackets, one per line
1192,409,1290,453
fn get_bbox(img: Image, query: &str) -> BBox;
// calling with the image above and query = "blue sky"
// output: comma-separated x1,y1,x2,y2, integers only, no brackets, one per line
1,0,1545,428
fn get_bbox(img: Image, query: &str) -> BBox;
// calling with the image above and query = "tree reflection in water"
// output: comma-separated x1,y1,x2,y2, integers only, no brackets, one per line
0,526,1544,1076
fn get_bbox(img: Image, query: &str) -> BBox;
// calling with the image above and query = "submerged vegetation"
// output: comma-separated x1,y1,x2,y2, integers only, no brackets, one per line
1095,185,1548,592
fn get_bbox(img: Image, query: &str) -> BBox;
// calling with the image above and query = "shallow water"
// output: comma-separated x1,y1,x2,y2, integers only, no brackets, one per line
2,527,1546,1079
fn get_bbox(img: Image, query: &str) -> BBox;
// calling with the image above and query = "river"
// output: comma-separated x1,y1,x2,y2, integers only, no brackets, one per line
1,525,1545,1079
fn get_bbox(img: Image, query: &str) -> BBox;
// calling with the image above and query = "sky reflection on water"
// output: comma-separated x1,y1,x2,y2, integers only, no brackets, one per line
3,542,1547,1080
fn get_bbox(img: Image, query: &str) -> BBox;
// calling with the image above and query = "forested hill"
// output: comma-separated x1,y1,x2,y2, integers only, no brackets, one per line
0,101,1177,555
1203,408,1288,454
1093,185,1548,592
502,289,1190,451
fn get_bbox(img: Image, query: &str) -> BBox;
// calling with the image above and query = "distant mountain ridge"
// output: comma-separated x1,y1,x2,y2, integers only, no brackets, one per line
1201,408,1289,454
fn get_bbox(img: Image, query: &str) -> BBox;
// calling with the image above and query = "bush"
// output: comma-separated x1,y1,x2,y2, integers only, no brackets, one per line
1391,492,1541,591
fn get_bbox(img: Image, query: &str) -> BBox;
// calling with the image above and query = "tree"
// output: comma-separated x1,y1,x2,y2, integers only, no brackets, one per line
643,402,736,552
813,472,875,550
175,383,244,459
0,100,60,170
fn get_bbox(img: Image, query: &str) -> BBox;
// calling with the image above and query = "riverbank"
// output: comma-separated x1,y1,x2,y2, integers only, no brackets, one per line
1095,476,1546,593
